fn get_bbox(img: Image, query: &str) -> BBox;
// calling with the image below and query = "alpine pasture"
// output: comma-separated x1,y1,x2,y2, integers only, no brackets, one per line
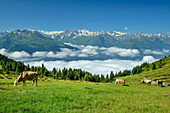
0,75,169,113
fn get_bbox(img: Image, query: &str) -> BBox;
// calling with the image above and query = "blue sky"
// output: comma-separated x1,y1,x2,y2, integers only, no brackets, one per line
0,0,170,33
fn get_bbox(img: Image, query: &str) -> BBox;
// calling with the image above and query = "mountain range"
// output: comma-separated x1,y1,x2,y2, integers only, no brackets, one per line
0,29,75,54
39,29,170,50
0,29,170,54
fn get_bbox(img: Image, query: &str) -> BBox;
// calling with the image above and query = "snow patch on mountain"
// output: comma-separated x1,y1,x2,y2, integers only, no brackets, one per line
29,29,170,39
38,30,64,38
38,29,128,39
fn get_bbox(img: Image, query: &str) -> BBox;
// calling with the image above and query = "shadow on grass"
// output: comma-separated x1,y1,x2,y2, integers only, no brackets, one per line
123,84,129,86
161,85,166,87
0,87,8,90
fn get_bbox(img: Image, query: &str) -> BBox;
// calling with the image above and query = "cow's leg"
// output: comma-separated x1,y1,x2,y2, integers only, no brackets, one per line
36,78,38,86
31,80,35,86
23,81,26,86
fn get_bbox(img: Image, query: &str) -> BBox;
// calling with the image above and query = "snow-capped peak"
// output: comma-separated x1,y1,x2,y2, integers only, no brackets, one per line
38,30,64,38
107,31,127,36
28,29,35,32
38,29,128,39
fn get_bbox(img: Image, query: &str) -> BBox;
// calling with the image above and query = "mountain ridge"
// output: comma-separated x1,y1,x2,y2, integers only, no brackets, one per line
1,29,170,52
38,29,170,38
0,29,75,54
41,29,170,50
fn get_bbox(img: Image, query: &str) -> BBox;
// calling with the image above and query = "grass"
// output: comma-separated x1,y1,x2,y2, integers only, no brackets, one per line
0,76,170,113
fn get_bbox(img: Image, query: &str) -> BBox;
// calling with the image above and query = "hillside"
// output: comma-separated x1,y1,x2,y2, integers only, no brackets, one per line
0,30,75,54
0,79,170,113
0,54,169,113
122,55,170,83
0,53,170,83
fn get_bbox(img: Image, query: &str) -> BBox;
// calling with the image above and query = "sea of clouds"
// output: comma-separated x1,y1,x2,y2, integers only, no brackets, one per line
0,43,169,75
25,56,156,75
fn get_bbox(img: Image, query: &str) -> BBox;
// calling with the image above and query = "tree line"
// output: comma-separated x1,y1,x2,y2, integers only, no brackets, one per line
0,54,168,83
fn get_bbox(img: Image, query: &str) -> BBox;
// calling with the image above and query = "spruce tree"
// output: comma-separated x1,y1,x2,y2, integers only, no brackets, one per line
105,74,109,83
110,71,114,82
52,68,56,75
152,63,156,70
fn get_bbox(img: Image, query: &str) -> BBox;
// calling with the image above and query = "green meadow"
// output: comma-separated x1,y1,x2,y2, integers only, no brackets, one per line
0,76,169,113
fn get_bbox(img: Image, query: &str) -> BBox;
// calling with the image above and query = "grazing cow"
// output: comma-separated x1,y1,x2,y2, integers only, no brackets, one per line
14,71,39,86
163,83,170,87
141,79,152,85
157,80,163,86
115,78,125,85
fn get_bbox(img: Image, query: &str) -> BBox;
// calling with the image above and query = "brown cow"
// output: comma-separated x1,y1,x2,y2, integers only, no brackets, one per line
115,78,125,85
14,71,39,86
157,80,163,86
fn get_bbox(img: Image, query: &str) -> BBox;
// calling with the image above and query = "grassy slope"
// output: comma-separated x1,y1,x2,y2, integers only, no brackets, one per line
0,56,170,112
122,56,170,84
0,76,170,113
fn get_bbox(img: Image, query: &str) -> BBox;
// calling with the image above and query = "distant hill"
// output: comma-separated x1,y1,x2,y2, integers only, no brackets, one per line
0,29,75,54
39,29,170,50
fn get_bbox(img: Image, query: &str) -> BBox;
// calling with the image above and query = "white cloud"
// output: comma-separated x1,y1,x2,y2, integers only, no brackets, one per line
32,51,47,57
9,51,30,59
142,56,156,62
143,50,164,55
30,44,141,59
100,47,140,57
26,56,157,76
0,48,31,59
162,49,169,53
0,46,159,76
78,54,88,57
0,48,8,55
1,44,168,61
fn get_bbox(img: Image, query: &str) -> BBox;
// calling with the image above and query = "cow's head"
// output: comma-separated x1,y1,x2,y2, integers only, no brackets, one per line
14,80,18,86
141,80,144,83
35,72,39,75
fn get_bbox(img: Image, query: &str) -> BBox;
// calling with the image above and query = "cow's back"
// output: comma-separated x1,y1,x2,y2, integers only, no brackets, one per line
118,78,124,83
23,71,38,80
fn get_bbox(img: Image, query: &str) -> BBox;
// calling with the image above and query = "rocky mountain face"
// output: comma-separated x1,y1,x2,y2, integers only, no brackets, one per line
0,31,10,38
0,29,75,54
39,29,170,50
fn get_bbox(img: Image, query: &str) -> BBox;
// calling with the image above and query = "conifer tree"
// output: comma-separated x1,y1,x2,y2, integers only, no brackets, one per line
100,74,105,82
52,68,56,75
152,63,156,70
110,71,114,82
105,74,109,83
